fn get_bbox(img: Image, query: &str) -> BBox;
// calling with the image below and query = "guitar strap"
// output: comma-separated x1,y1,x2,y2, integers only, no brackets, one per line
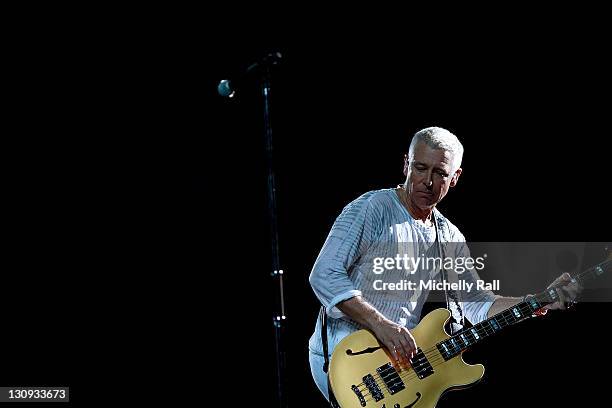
433,210,465,334
319,306,340,408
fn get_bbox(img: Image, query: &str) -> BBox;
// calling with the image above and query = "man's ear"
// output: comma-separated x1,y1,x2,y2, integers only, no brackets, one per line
403,154,409,176
450,168,462,187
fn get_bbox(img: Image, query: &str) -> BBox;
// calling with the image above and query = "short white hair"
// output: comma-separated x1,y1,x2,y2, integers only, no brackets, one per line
409,126,464,172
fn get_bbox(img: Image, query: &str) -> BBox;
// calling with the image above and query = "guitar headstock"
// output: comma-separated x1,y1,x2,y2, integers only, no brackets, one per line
593,244,612,279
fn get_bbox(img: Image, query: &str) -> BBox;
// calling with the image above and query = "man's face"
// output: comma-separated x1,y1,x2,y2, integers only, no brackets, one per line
404,142,462,210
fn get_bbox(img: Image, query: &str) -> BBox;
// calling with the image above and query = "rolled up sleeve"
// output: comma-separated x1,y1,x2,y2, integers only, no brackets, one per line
309,196,376,318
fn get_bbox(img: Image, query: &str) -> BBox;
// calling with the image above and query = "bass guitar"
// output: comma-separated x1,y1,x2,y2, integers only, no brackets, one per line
329,253,610,408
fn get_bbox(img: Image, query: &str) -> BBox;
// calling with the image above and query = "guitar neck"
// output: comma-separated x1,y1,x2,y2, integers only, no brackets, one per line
436,258,611,361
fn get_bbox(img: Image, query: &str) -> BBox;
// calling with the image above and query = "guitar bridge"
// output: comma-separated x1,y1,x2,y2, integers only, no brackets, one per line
363,374,384,402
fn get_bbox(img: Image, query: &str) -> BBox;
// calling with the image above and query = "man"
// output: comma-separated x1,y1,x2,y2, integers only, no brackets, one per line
308,126,580,400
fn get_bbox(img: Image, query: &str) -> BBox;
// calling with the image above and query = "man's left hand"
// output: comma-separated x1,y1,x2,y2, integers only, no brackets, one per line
544,272,583,311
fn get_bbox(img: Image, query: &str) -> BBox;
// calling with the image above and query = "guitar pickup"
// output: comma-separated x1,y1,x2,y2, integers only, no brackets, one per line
376,363,406,394
410,348,434,379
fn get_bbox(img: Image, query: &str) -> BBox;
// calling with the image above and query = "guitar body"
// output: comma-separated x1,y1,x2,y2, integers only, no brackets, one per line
329,309,484,408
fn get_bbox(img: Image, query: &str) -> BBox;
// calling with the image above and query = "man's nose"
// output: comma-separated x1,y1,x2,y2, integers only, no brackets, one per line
423,172,433,189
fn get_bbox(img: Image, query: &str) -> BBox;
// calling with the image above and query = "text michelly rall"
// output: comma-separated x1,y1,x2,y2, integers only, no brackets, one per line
372,279,500,292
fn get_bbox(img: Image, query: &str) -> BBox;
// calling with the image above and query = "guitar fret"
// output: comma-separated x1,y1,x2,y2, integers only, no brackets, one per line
441,342,450,355
499,312,509,325
450,337,459,352
484,321,494,335
527,297,540,312
464,329,475,344
512,306,523,319
470,328,480,340
500,311,513,326
479,322,492,336
490,318,500,331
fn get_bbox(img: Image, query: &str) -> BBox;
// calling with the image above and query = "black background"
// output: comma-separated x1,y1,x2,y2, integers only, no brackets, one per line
196,15,611,408
2,6,611,406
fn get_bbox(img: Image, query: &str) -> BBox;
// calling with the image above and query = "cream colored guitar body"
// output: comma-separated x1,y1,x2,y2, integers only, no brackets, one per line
329,309,483,408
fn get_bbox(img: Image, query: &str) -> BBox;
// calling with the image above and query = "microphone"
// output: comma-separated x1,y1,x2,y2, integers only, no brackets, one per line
217,51,282,98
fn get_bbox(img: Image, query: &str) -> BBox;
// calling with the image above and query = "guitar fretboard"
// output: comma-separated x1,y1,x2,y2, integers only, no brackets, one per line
437,258,611,360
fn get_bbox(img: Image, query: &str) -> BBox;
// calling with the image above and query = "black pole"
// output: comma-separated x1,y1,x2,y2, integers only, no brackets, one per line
218,52,286,406
262,59,287,408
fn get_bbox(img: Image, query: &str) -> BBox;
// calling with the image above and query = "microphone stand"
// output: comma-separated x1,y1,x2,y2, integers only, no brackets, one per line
261,57,288,408
219,52,286,407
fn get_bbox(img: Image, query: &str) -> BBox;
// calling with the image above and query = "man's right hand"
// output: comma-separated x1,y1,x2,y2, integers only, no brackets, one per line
372,320,418,370
337,296,417,369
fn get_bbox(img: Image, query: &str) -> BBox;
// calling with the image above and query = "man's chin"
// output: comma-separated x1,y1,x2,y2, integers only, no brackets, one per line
415,198,435,209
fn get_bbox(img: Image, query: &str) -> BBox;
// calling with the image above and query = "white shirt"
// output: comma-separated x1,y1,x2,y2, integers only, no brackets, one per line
308,188,497,356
